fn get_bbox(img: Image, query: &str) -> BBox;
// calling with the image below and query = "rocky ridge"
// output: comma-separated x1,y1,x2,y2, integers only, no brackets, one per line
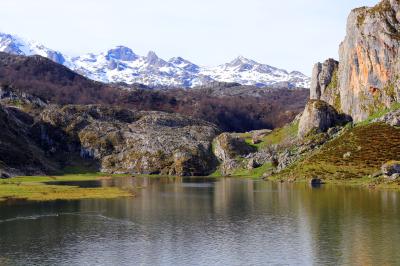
0,32,310,89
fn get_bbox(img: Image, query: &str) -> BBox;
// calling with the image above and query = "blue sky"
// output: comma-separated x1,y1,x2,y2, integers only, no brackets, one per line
0,0,377,75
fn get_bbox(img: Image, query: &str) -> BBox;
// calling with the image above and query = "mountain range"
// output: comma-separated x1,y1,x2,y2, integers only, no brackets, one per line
0,32,310,88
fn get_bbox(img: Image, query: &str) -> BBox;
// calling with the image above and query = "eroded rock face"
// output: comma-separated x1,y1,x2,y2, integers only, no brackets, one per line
298,100,348,138
40,105,220,176
338,0,400,121
310,59,339,105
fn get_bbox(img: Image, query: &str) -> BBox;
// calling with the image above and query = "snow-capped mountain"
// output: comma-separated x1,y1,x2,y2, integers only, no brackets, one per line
0,33,310,88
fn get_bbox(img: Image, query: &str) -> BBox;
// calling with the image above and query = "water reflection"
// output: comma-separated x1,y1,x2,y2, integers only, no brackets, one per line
0,177,399,265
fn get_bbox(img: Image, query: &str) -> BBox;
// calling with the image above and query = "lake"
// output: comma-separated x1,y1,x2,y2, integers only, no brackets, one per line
0,176,399,265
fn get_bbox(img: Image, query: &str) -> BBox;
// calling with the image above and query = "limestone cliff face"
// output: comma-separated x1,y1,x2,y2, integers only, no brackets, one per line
306,0,400,124
338,0,400,121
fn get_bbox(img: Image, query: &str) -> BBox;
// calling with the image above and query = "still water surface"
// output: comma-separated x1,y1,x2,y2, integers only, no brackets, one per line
0,177,399,265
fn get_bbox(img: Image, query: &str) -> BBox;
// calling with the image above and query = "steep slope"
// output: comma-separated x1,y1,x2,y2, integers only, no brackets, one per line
0,33,310,88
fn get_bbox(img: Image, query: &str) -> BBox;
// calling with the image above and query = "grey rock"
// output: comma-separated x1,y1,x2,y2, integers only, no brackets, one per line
40,105,221,176
381,160,400,176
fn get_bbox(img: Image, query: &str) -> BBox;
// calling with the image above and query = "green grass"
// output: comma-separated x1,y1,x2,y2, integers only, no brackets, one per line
357,102,400,126
261,122,298,147
231,162,273,179
0,173,133,202
238,123,298,151
209,162,273,179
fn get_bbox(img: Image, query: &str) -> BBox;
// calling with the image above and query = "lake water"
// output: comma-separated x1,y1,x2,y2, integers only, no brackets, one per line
0,177,399,265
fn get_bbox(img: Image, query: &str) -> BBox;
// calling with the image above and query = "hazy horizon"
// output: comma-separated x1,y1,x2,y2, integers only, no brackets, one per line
0,0,377,75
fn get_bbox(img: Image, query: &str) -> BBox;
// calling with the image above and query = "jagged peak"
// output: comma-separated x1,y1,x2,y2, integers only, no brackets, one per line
228,56,258,66
106,46,137,61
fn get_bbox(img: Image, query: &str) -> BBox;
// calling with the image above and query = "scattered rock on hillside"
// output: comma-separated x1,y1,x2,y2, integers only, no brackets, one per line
40,105,221,176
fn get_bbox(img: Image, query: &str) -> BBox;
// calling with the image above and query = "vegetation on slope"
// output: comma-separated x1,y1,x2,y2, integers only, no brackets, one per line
273,123,400,187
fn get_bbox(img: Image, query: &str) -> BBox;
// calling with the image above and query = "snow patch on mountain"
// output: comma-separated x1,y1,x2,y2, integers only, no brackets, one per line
0,33,310,88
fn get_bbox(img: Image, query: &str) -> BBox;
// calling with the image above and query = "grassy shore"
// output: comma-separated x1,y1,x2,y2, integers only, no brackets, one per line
0,173,133,202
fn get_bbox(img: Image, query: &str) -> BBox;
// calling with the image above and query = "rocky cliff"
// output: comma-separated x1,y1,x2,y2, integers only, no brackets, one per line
338,0,400,121
298,0,400,137
307,0,400,123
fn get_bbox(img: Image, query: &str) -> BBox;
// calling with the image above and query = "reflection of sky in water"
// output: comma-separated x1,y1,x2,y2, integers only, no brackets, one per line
0,177,399,265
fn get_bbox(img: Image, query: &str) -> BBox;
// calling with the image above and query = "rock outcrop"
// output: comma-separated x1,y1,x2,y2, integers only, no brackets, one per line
310,59,340,109
298,100,349,138
40,105,220,176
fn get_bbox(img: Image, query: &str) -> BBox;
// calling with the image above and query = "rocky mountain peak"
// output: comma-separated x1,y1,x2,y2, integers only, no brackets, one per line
106,46,137,61
169,57,199,73
228,56,257,68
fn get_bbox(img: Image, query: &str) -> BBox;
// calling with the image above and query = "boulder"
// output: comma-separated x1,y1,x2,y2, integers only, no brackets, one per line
298,100,349,138
381,160,400,177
